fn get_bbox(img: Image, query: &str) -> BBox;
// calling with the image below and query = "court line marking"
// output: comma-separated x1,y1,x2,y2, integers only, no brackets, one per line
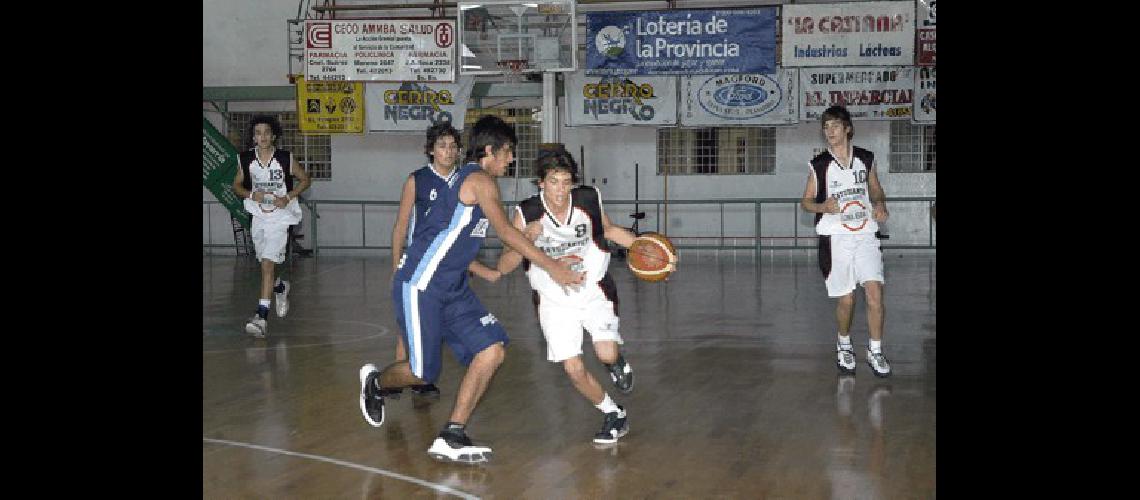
203,437,480,500
202,319,391,354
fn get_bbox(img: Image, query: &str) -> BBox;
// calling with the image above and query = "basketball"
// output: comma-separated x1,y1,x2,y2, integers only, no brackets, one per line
627,232,677,282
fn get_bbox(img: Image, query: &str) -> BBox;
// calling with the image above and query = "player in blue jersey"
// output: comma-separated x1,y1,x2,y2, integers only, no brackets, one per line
359,115,584,464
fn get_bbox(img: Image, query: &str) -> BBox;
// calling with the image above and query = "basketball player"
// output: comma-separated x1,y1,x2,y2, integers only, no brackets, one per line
800,105,891,377
359,115,584,463
231,115,311,338
494,144,637,444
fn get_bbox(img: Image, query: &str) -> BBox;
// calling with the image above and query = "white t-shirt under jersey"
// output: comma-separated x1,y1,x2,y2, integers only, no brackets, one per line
242,149,302,225
812,146,879,236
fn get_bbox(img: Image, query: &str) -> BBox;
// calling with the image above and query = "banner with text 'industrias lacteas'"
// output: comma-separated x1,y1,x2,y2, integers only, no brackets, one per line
586,8,777,76
564,72,677,126
913,66,935,123
679,70,798,126
365,77,475,132
305,19,456,82
799,67,915,121
202,118,250,228
781,1,914,67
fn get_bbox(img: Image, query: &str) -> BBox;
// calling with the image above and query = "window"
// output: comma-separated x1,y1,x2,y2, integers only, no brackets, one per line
462,108,539,178
657,127,776,175
889,121,936,173
227,111,332,180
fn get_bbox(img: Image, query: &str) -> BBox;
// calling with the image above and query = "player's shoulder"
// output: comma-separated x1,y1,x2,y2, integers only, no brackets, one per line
810,149,833,167
572,185,601,204
852,145,875,166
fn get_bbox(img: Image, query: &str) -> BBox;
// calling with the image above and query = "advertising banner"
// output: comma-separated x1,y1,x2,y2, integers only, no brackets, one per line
679,70,797,126
916,0,936,66
781,1,914,67
585,8,777,76
913,66,935,123
304,19,456,82
296,76,365,134
799,66,915,121
366,77,475,132
202,118,250,228
564,72,677,126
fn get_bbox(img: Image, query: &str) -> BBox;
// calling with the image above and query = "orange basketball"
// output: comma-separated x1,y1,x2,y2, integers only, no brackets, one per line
627,232,677,282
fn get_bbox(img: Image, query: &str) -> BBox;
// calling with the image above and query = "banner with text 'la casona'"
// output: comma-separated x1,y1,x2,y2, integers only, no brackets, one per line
585,8,777,76
564,72,677,126
781,1,915,67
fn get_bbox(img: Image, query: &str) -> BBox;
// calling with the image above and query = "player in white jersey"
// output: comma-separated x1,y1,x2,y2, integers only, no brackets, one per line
800,106,891,377
231,115,311,338
493,144,637,444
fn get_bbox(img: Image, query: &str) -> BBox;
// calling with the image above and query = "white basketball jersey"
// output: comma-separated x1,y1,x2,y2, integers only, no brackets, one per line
521,187,611,302
242,149,302,224
812,146,879,236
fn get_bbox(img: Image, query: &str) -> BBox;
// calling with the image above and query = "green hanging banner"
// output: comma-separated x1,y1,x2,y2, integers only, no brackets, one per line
202,118,250,228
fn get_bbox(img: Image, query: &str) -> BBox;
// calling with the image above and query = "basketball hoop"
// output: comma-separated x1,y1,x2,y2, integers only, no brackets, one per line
497,59,529,84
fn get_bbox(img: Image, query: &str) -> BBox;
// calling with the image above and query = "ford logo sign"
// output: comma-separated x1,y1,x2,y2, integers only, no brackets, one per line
713,84,766,107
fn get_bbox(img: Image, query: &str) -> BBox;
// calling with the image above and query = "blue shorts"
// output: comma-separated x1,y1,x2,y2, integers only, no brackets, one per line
393,280,509,383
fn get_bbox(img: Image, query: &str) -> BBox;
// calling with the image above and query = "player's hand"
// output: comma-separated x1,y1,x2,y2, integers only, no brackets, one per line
523,221,543,241
822,197,840,214
273,194,291,208
547,258,584,293
872,203,889,222
249,190,264,202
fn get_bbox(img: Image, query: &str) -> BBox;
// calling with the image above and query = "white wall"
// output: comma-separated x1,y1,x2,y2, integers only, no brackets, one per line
203,0,936,252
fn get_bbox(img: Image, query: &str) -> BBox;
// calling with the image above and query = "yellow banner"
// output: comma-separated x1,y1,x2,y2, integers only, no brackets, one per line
295,76,365,134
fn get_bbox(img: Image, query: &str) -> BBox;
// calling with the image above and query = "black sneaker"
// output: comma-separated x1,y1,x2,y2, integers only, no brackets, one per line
358,364,385,427
606,355,634,393
427,428,493,463
593,406,629,444
410,383,441,398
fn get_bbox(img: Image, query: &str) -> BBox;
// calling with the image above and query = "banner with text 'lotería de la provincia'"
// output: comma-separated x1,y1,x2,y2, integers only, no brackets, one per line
564,72,677,126
781,1,914,67
679,70,798,126
800,66,915,121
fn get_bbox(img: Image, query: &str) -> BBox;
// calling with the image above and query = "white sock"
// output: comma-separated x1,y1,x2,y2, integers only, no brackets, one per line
869,339,882,353
837,333,852,347
259,299,271,308
595,393,620,414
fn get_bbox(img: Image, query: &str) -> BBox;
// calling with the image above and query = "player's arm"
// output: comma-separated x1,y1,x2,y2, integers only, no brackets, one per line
867,162,889,222
495,208,529,276
232,158,257,200
391,175,416,274
800,169,838,214
287,156,312,201
468,260,503,282
602,211,637,249
464,171,582,286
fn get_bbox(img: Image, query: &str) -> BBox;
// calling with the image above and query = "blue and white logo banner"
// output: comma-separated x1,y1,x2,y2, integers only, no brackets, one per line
781,1,915,67
679,69,797,126
586,8,777,76
564,72,678,126
365,77,475,132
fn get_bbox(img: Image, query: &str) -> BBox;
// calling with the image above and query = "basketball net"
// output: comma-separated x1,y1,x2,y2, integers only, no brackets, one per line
497,59,529,84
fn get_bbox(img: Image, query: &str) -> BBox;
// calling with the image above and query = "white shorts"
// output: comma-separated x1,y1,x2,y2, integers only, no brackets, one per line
251,217,292,264
819,233,884,297
538,287,623,363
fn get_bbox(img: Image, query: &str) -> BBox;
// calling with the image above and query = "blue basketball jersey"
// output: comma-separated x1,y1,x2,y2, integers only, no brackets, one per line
395,162,491,294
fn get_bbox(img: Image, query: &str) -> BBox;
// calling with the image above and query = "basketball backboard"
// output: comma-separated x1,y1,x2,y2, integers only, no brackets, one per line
457,0,577,76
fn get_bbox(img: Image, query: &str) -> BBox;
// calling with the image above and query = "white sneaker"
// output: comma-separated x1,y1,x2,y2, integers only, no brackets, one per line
245,315,267,338
428,430,492,463
359,364,384,427
866,348,892,377
836,342,856,374
275,279,291,318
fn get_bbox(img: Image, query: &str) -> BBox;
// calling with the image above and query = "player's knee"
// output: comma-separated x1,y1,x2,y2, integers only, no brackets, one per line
837,293,855,307
562,357,587,380
864,282,884,308
594,342,618,365
476,342,506,368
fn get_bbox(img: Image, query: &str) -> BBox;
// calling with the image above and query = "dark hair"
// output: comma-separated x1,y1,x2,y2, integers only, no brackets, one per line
247,115,283,149
424,122,461,163
534,143,579,186
466,115,517,162
820,105,853,141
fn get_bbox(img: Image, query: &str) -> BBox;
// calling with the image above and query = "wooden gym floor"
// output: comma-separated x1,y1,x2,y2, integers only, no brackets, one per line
203,249,936,498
